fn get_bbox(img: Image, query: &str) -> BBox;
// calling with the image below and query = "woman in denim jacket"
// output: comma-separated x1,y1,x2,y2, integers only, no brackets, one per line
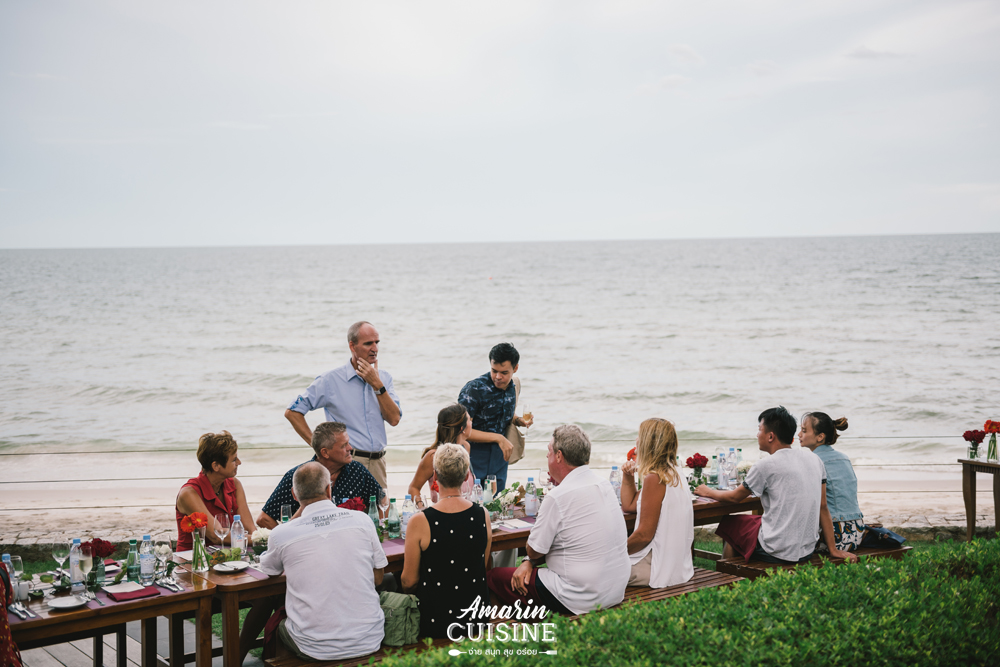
799,412,864,559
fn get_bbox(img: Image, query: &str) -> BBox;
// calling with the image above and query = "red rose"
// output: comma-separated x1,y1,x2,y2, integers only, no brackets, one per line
686,453,708,469
338,497,366,512
964,430,986,445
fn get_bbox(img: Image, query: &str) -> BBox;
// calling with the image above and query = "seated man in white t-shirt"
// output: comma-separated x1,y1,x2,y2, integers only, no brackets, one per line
694,406,829,564
487,425,631,615
259,462,387,661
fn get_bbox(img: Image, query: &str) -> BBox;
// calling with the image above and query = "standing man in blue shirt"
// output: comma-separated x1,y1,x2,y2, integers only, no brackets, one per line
458,343,532,492
285,321,401,490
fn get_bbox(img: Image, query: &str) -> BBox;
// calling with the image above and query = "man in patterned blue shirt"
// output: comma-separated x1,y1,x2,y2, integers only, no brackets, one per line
458,343,532,491
257,421,382,529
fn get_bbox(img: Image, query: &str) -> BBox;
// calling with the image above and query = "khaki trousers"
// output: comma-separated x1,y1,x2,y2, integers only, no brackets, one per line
354,454,388,490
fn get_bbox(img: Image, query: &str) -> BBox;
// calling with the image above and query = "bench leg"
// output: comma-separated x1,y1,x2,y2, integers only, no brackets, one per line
963,465,976,542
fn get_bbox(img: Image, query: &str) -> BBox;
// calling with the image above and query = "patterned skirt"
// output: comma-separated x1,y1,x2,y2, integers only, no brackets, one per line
817,518,866,552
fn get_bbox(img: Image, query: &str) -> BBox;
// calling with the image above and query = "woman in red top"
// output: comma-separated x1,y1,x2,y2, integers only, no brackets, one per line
175,431,257,550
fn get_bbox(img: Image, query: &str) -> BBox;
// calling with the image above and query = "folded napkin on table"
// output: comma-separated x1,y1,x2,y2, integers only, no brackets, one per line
104,558,118,566
103,581,161,602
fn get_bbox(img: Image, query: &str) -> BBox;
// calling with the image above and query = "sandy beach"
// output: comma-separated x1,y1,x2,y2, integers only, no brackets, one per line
3,463,994,556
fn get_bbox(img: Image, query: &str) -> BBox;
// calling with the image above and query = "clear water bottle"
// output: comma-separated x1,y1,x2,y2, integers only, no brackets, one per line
736,448,744,465
387,499,401,539
610,466,622,504
231,516,246,556
139,534,155,585
472,479,484,505
524,477,538,517
708,455,719,487
717,452,728,490
482,478,494,504
400,495,416,539
126,538,140,583
727,448,738,489
368,495,380,529
69,538,85,592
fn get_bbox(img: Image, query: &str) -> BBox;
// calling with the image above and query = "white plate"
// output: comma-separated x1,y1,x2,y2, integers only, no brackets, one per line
48,595,89,610
213,561,250,573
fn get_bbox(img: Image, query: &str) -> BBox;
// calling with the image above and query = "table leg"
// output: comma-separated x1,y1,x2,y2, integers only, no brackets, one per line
222,592,241,667
141,618,158,667
994,472,1000,540
168,614,185,667
117,627,128,667
93,635,104,667
195,596,213,667
962,463,976,542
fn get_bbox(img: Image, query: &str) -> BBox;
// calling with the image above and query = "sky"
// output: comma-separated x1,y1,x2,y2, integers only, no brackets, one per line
1,0,998,248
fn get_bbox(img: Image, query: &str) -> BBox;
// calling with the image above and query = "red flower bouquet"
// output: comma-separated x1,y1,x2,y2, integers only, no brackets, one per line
179,511,208,534
686,454,709,470
82,537,117,560
985,420,999,463
964,430,986,445
337,497,366,512
179,511,210,572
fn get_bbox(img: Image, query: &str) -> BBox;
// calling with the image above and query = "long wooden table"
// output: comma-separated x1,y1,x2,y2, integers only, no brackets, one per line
10,569,216,667
194,494,763,667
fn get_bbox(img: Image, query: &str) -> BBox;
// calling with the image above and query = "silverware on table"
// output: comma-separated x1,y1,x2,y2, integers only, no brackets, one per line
14,601,37,618
7,604,28,620
88,591,106,606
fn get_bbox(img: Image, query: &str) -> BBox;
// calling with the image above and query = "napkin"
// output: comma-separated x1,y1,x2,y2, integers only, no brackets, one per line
496,518,534,529
106,584,161,602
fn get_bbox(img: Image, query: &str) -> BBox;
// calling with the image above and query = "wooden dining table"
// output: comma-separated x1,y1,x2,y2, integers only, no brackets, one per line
9,569,216,667
189,493,762,667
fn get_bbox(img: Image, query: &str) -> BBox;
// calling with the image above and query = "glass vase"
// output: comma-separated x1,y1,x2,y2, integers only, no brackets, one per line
968,444,981,461
192,531,210,573
94,558,106,587
988,434,998,464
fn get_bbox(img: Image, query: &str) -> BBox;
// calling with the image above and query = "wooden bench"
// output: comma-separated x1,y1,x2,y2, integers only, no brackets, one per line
715,545,912,581
263,567,743,667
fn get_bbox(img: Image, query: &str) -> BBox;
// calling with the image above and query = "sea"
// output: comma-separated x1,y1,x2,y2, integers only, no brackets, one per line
1,234,998,505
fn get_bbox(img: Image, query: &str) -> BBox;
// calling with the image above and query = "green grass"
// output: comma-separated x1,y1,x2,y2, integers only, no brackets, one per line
378,538,1000,667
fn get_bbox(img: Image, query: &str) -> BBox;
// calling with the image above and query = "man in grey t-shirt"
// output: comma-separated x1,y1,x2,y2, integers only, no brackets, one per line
695,406,827,564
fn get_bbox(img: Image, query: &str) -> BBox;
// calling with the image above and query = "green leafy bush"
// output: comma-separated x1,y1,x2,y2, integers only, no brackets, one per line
379,540,1000,666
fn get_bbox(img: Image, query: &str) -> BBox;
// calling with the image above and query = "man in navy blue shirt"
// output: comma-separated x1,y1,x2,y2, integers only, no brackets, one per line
458,343,532,491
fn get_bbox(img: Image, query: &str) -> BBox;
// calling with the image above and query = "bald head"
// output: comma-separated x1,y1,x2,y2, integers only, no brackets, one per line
292,462,331,503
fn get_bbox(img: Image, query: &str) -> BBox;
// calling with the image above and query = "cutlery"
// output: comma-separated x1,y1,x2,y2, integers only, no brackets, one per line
7,604,27,620
88,591,105,606
15,602,37,618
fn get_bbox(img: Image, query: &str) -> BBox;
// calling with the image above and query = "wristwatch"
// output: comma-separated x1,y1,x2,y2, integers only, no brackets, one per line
375,385,387,395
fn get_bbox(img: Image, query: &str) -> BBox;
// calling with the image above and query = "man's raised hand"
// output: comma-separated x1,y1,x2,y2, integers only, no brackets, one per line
356,358,382,389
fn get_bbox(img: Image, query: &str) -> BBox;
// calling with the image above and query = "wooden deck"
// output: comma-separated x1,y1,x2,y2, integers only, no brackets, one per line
19,617,244,667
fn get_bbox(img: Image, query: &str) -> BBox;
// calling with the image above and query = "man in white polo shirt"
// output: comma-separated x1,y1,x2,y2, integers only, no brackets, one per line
259,462,387,660
487,425,630,615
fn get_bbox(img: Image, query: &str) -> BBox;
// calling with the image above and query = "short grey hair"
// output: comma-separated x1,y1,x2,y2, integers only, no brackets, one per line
293,462,330,502
347,321,373,345
552,425,591,467
433,444,470,489
312,421,347,457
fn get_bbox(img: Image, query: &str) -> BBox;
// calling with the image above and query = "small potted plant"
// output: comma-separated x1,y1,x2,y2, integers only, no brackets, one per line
685,453,709,492
964,429,986,460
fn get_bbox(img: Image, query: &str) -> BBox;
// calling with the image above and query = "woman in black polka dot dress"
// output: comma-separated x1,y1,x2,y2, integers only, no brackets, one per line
401,444,492,638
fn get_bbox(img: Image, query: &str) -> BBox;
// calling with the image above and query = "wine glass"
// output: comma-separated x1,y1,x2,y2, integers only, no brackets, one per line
214,514,231,548
379,488,390,517
79,545,94,591
155,539,172,575
486,474,497,498
52,541,70,574
280,504,292,524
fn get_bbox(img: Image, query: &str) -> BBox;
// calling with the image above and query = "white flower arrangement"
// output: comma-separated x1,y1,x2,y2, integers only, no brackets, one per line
251,528,271,545
737,460,754,475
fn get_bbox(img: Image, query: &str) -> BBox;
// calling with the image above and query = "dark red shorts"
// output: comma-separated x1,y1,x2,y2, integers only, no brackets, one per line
715,514,763,563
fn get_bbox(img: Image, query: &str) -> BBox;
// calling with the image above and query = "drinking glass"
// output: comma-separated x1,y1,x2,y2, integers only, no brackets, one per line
9,555,24,585
79,545,94,586
379,488,390,513
280,504,292,524
214,514,231,548
52,541,70,573
522,403,533,427
486,475,497,498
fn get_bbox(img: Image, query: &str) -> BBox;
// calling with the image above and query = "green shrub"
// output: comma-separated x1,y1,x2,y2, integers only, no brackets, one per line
379,540,1000,666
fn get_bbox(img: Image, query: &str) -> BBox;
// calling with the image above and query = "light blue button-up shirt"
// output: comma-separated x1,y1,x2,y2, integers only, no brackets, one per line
813,445,864,522
287,360,401,453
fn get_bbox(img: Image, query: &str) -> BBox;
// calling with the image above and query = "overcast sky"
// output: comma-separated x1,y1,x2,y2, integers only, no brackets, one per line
1,0,998,248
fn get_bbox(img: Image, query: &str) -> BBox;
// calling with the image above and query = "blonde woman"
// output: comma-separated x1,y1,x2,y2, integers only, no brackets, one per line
620,418,694,588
